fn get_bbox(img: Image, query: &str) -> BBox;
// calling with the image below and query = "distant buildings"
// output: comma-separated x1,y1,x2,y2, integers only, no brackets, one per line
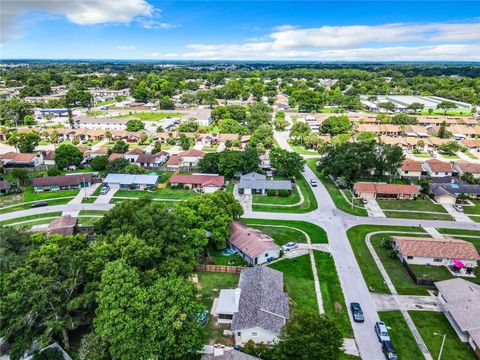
360,95,473,113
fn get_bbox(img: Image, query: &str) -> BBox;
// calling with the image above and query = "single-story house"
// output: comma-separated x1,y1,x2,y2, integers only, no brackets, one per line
392,236,479,269
230,267,289,345
228,221,280,265
430,178,480,204
0,180,11,195
169,174,224,193
353,182,420,200
103,173,159,190
136,152,169,168
32,174,93,192
0,152,44,168
453,162,480,179
399,159,424,179
47,215,78,236
201,347,260,360
461,139,480,153
423,159,454,177
179,149,206,167
193,108,213,127
238,172,292,195
435,278,480,357
108,153,124,162
124,148,145,163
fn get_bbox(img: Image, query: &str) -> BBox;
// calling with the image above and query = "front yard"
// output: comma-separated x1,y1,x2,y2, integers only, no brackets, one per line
0,188,80,214
113,112,183,121
252,186,301,205
113,187,198,200
410,311,477,360
287,140,319,155
249,224,308,245
378,197,446,213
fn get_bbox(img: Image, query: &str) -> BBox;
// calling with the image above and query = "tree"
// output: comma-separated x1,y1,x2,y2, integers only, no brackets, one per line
437,121,451,139
304,133,322,149
111,140,129,154
391,113,418,125
289,121,311,145
218,118,246,134
198,152,221,174
138,131,148,145
95,260,204,360
250,124,274,149
105,158,130,173
132,80,149,102
178,133,193,150
356,131,376,143
47,166,62,176
0,97,33,126
269,148,305,177
320,115,352,136
55,144,83,170
105,131,112,142
240,146,261,174
8,132,41,153
272,312,343,360
158,96,175,110
124,163,146,174
438,141,464,155
10,168,30,186
274,116,289,131
152,141,163,154
378,101,396,113
23,114,36,126
407,102,424,113
437,101,457,115
461,172,475,184
126,119,145,132
49,130,59,149
177,120,199,132
90,155,109,171
218,150,245,178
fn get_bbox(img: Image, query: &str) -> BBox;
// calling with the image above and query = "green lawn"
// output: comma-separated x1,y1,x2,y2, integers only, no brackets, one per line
0,197,74,214
463,151,478,160
346,225,426,294
114,187,198,200
438,151,460,159
0,187,79,212
242,218,328,244
436,228,480,236
197,272,239,345
226,180,236,194
202,145,218,152
412,151,432,159
77,217,103,226
314,251,352,337
461,200,480,214
10,219,53,229
287,140,319,155
419,109,473,116
252,174,318,213
79,210,108,216
378,311,424,360
306,159,368,216
269,254,317,314
410,311,477,360
205,249,248,266
249,225,307,245
252,187,301,205
86,110,107,116
0,212,63,226
114,112,183,121
378,198,447,213
383,211,454,221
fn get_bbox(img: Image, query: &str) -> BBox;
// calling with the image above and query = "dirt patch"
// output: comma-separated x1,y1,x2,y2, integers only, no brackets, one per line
335,301,342,313
0,194,22,207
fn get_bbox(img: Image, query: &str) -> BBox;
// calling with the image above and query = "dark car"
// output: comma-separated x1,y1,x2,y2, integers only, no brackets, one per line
31,201,48,208
382,341,398,360
350,302,364,323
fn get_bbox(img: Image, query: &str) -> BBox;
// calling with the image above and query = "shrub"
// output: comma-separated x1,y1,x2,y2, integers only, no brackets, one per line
267,189,276,196
47,167,62,176
279,189,290,197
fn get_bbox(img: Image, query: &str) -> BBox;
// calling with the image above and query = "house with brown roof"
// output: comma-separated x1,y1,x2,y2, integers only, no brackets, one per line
124,148,145,163
392,236,479,270
107,153,124,162
47,215,78,236
423,159,454,177
0,152,44,168
43,150,56,166
32,174,92,192
461,139,480,154
228,221,281,265
435,278,480,356
169,174,224,193
399,159,424,179
353,182,420,200
167,149,206,169
453,162,480,179
136,152,169,169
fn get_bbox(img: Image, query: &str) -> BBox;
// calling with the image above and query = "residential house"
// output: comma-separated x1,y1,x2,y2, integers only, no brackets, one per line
0,180,11,195
399,159,424,179
218,134,240,145
124,148,145,163
168,174,224,193
197,133,218,146
167,149,205,169
435,278,480,357
75,116,131,130
32,174,93,192
136,152,168,169
453,162,480,179
103,173,159,190
230,266,289,345
430,178,480,205
240,136,251,149
43,150,56,166
201,347,260,360
392,236,479,270
228,221,281,265
194,108,213,127
108,153,124,162
423,159,454,177
238,172,292,195
461,139,480,154
353,182,420,200
0,152,44,168
47,215,78,236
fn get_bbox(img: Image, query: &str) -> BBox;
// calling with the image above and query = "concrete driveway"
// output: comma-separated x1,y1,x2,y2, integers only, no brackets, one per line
364,199,386,217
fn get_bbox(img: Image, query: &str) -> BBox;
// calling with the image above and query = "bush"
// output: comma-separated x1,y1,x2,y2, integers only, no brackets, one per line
279,189,290,197
267,189,276,196
47,167,62,176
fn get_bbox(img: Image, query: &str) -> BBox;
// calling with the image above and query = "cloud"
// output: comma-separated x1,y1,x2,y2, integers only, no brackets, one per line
272,25,297,32
147,21,480,61
116,45,136,51
1,0,153,43
138,19,178,30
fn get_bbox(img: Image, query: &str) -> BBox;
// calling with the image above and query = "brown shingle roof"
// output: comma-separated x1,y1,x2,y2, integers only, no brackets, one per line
169,174,224,187
229,221,280,259
179,149,205,157
354,182,420,195
108,153,124,161
47,215,77,236
393,236,480,260
401,159,423,172
32,174,92,187
455,161,480,174
426,159,453,173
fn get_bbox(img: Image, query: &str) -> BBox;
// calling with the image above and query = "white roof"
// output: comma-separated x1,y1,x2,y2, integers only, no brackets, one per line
216,288,241,315
104,173,159,185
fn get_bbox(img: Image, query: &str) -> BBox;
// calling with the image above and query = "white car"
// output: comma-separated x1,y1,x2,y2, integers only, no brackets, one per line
453,204,464,212
374,321,391,342
282,242,298,251
100,186,110,195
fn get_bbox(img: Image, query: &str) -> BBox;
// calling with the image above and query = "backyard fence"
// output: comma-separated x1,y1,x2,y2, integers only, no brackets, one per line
194,265,244,273
402,260,436,286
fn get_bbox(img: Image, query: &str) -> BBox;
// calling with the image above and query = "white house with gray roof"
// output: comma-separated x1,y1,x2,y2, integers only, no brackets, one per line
238,172,292,195
215,266,289,346
435,278,480,356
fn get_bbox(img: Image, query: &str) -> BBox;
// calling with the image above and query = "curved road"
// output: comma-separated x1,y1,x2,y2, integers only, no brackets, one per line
2,131,479,359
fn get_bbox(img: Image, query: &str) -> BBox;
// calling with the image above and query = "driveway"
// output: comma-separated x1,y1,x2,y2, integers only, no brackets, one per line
372,293,441,312
442,204,473,222
94,187,118,204
364,199,386,217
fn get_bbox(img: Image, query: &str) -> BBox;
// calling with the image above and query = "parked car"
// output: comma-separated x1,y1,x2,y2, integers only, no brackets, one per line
350,302,364,323
310,179,318,187
375,321,391,342
31,201,48,208
382,341,399,360
453,204,464,212
100,186,110,195
362,198,368,205
282,242,298,251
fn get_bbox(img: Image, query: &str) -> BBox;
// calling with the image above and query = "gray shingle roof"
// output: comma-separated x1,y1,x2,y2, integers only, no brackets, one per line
430,182,480,197
231,267,289,334
201,349,260,360
239,179,292,191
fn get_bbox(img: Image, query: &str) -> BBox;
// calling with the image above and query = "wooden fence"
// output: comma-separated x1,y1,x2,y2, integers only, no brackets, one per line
194,265,244,273
403,260,436,286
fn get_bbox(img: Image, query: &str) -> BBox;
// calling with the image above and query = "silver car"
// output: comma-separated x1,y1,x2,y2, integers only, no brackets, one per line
282,242,298,251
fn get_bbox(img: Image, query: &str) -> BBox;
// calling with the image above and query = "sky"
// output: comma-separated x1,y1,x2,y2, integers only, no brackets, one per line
1,1,479,61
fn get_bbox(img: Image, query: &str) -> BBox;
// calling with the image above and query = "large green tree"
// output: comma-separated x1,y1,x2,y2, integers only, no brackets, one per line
319,115,352,136
55,144,83,170
270,148,306,177
8,132,41,153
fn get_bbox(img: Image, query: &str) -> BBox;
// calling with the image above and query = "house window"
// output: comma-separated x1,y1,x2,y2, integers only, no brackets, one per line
407,256,413,259
435,172,439,175
252,332,258,337
265,253,269,257
237,332,241,336
434,258,443,262
405,171,409,174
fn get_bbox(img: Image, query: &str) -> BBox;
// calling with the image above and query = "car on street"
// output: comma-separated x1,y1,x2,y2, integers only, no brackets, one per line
100,186,110,195
374,321,391,342
282,242,298,251
31,201,48,208
309,179,318,187
382,340,398,360
453,204,464,212
350,302,364,323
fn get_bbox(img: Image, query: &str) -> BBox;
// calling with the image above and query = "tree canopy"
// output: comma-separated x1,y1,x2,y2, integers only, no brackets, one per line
54,144,83,170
